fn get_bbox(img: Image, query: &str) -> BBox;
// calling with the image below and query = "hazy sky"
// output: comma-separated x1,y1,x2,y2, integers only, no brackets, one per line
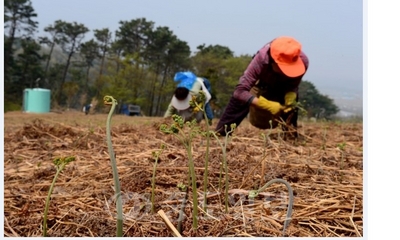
29,0,363,93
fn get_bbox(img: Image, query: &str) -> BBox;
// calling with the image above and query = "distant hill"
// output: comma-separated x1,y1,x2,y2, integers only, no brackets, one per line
313,81,363,117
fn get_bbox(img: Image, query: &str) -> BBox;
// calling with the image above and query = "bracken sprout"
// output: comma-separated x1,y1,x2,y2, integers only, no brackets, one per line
104,95,123,237
151,144,165,214
43,156,75,237
160,114,202,229
188,90,213,212
210,123,236,213
285,100,308,117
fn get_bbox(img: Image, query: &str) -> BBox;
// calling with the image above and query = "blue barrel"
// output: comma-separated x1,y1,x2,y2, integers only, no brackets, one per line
23,88,51,113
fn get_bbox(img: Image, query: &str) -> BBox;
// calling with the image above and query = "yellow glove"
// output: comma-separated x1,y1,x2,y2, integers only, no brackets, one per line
193,102,203,113
256,96,284,115
284,92,297,106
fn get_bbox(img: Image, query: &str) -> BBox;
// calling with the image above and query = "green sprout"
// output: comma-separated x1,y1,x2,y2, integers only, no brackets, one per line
177,182,187,192
337,142,346,151
189,90,212,212
258,132,268,189
43,156,75,237
285,100,308,117
177,182,189,234
210,123,236,213
104,95,123,237
160,114,202,229
151,145,165,214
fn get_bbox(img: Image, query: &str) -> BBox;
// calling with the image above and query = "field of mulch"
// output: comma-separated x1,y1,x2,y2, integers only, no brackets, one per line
3,111,363,237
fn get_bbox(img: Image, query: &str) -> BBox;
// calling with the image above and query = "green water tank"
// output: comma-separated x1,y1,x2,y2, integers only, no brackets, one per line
23,88,51,113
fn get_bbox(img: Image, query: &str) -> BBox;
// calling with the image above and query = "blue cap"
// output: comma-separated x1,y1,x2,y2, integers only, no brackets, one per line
174,71,197,90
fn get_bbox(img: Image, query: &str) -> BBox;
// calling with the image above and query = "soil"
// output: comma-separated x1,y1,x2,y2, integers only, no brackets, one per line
3,110,363,237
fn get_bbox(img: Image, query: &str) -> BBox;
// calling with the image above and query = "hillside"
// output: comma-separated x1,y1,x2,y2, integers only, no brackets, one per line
316,82,363,117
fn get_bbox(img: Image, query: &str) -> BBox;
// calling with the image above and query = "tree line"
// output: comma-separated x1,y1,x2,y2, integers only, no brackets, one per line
4,0,339,119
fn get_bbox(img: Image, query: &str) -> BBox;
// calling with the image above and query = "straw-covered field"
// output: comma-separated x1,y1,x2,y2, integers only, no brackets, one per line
3,110,363,237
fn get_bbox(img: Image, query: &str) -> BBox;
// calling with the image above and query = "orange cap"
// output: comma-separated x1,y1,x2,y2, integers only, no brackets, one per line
270,36,305,77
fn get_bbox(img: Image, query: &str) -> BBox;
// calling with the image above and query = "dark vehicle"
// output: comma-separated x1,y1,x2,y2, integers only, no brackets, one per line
120,104,141,116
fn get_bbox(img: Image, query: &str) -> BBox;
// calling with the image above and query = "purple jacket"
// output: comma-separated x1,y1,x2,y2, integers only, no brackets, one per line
233,42,309,104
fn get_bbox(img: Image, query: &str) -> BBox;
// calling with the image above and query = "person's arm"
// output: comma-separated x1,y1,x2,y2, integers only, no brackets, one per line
231,43,287,115
233,43,271,105
164,102,176,118
196,78,212,103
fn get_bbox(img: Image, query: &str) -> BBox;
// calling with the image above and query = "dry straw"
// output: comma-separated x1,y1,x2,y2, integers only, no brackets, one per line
3,112,363,237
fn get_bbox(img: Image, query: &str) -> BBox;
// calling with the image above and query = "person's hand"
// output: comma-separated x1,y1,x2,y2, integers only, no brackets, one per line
256,96,284,115
192,102,203,113
284,92,297,106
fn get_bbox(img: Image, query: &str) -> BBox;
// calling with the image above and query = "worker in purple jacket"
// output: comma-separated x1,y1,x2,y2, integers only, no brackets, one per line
215,36,309,136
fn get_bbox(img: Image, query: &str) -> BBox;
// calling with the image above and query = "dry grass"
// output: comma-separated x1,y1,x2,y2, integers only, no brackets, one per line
3,110,363,237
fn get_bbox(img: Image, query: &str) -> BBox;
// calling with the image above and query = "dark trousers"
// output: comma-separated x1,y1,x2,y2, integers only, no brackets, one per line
215,96,250,135
202,78,214,120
